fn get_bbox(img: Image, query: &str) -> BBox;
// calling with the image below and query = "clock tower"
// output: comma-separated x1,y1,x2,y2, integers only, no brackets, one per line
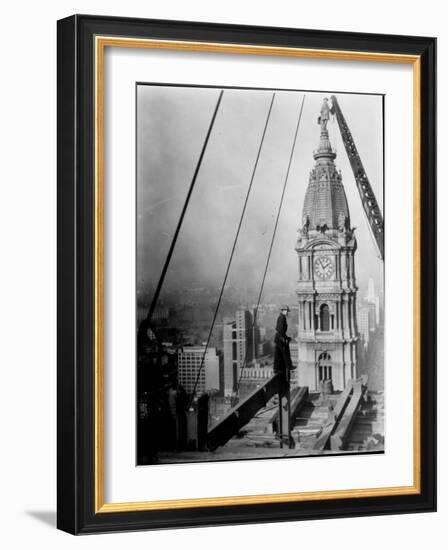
295,98,359,391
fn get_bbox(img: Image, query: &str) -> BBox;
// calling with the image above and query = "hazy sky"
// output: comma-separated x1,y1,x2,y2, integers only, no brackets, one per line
136,85,383,306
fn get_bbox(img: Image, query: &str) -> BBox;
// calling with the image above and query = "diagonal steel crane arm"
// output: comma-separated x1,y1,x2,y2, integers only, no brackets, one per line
330,95,384,261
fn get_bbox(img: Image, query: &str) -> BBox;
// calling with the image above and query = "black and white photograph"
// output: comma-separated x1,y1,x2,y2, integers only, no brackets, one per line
0,0,438,541
136,85,385,465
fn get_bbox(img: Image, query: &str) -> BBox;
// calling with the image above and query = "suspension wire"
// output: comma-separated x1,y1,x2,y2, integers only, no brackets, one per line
145,90,224,325
236,93,306,394
188,93,276,408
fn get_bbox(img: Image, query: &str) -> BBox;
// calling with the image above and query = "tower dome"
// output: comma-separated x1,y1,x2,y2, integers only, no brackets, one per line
301,99,350,233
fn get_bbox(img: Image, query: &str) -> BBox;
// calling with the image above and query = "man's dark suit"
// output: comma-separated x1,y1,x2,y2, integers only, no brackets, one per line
274,313,292,374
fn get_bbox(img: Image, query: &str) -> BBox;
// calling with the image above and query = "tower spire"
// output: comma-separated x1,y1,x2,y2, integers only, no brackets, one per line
314,98,336,160
300,97,349,233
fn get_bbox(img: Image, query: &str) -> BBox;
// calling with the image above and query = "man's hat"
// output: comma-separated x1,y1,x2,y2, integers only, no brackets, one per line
281,305,291,312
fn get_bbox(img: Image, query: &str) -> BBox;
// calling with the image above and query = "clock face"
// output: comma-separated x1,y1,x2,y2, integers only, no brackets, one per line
314,256,334,280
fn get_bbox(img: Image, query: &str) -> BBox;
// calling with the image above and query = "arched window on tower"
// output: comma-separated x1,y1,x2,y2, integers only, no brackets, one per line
320,304,330,331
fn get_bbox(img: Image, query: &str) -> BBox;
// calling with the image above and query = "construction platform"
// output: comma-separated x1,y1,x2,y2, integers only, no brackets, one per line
156,385,384,464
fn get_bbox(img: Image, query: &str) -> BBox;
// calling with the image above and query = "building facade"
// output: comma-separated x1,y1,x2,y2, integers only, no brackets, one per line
295,99,359,391
177,346,220,395
366,276,381,325
222,309,259,397
357,299,377,348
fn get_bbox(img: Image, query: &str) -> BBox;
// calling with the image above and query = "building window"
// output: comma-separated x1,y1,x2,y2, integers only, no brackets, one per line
317,352,332,381
318,365,333,381
320,304,330,331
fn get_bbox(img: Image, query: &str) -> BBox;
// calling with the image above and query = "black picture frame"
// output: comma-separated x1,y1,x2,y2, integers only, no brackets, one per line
57,14,436,534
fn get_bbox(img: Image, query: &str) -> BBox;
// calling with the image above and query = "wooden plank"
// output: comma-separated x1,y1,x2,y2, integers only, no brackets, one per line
330,380,367,451
312,381,353,452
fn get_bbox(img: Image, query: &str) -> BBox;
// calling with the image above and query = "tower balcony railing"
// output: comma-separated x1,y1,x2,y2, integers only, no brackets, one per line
312,147,337,161
312,146,337,156
314,330,341,340
298,328,347,340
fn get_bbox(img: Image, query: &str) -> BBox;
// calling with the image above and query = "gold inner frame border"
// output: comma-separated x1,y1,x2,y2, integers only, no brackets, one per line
94,35,421,513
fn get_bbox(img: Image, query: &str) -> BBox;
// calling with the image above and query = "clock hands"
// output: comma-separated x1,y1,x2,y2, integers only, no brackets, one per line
314,257,333,279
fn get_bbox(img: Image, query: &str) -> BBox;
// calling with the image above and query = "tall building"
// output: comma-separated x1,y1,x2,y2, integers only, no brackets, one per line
222,309,259,397
295,99,359,391
357,299,377,348
365,277,381,326
366,277,376,304
357,305,370,348
177,346,220,395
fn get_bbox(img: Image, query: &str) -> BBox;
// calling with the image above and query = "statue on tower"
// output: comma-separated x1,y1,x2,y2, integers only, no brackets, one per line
302,214,310,236
317,97,331,131
338,212,350,233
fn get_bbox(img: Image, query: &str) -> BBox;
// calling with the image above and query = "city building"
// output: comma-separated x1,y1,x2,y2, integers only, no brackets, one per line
222,309,259,397
239,364,274,382
356,278,382,350
357,299,377,349
295,100,359,391
366,277,375,303
177,346,220,395
365,277,381,326
357,304,370,348
236,356,274,398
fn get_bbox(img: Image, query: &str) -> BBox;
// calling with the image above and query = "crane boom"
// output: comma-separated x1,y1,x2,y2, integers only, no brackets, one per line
330,95,384,261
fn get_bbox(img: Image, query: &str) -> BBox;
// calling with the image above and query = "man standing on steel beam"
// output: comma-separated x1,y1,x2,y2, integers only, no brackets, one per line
273,306,295,375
